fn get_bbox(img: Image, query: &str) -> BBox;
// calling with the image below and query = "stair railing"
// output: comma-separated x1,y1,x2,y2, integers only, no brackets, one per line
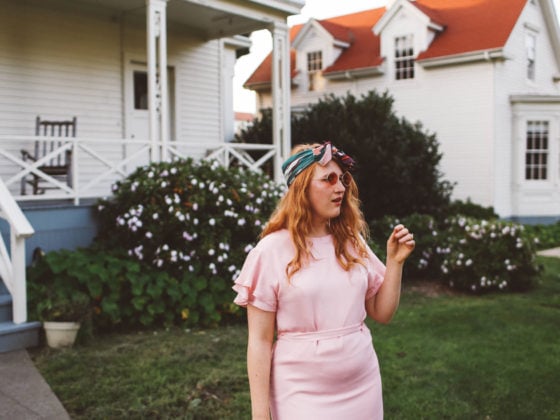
0,178,34,324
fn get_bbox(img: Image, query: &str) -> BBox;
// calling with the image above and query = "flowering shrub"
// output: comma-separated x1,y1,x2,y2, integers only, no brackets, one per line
437,217,540,293
96,158,284,326
370,214,541,293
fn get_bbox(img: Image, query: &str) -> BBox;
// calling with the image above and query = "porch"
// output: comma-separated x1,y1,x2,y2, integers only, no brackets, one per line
0,0,303,352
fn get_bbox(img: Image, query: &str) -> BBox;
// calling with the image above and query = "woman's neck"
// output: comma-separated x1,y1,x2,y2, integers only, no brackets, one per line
308,219,329,237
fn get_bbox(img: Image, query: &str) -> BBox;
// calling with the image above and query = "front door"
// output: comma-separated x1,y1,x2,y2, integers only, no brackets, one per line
124,60,175,166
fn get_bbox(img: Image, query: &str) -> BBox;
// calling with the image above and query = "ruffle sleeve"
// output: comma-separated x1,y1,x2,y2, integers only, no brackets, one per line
233,246,279,312
365,247,386,300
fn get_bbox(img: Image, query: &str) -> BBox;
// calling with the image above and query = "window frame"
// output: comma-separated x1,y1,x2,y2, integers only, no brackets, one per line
394,34,415,81
525,31,537,82
306,50,323,91
524,120,549,181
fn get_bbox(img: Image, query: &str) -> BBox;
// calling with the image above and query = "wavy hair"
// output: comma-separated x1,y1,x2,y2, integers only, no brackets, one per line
262,144,370,278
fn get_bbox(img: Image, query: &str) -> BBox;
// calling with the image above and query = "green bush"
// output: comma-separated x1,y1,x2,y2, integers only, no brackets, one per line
523,221,560,250
27,247,181,329
437,217,541,292
370,214,541,293
94,158,284,327
446,199,498,220
236,90,453,220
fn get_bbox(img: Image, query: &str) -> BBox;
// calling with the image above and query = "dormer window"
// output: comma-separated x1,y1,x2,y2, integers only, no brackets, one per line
525,32,537,81
307,50,323,91
395,35,414,80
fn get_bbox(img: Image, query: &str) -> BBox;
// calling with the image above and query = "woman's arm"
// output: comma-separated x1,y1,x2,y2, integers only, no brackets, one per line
366,224,415,324
247,304,276,420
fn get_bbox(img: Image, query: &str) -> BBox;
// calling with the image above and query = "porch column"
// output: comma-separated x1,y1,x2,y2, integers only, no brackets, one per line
270,23,291,184
146,0,169,162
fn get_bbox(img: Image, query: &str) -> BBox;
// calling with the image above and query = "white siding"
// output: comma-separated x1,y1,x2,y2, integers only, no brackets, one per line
0,1,233,195
496,0,560,218
257,0,560,219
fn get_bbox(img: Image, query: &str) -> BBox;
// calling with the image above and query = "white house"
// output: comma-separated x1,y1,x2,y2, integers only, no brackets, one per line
245,0,560,223
0,0,303,352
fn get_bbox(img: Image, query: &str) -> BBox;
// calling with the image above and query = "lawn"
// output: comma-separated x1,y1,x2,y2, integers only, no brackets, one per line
31,257,560,419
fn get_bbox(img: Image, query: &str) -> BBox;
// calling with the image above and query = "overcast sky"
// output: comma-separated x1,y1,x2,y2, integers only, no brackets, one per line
233,0,560,113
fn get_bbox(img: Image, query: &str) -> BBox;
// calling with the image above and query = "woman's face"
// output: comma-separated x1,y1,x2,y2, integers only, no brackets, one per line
308,161,347,225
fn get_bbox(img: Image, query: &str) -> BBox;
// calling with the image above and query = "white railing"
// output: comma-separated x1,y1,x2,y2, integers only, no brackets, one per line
0,178,34,324
0,136,278,204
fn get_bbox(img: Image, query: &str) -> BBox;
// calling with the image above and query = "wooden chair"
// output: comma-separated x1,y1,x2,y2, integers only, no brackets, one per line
20,116,76,195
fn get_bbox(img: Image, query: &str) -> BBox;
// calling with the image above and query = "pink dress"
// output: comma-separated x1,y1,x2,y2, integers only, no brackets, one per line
233,229,386,420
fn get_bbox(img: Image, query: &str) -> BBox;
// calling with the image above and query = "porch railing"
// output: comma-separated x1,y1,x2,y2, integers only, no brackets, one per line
0,178,34,324
0,136,278,204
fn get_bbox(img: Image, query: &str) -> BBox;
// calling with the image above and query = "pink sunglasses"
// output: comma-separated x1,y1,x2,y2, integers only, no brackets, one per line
315,171,352,187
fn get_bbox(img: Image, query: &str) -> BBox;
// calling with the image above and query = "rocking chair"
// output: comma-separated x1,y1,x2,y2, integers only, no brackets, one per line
20,116,76,195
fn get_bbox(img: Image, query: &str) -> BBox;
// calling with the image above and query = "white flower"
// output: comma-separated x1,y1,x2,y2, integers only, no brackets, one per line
209,218,216,226
208,249,215,256
192,203,198,211
238,218,246,226
161,181,168,188
191,179,198,185
170,167,177,174
148,171,154,178
145,232,153,239
153,213,159,220
244,244,254,253
465,259,472,266
193,218,199,225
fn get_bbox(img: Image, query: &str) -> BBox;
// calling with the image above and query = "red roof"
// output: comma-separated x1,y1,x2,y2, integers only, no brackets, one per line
244,0,528,88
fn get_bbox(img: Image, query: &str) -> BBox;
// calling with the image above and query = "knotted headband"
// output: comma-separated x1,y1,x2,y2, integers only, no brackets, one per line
281,141,355,186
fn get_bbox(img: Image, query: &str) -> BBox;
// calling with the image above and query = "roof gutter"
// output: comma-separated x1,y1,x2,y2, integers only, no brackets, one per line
418,48,507,68
324,66,384,80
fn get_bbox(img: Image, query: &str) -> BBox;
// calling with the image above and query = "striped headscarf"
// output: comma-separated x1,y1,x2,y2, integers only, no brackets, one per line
281,141,355,187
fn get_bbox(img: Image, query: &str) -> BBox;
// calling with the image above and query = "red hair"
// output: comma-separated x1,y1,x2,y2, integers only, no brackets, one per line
262,144,369,278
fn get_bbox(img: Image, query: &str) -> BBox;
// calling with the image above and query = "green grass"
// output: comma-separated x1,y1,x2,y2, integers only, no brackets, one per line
31,257,560,419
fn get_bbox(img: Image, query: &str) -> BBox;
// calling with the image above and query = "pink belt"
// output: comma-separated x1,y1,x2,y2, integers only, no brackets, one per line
277,323,365,341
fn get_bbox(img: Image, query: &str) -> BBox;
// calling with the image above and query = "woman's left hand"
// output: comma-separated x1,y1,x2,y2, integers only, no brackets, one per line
386,224,415,264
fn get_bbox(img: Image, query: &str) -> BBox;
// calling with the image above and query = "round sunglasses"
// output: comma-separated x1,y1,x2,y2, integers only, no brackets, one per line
314,171,352,187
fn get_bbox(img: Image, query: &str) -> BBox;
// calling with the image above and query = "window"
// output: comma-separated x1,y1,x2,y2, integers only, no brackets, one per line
395,35,414,80
133,71,148,110
525,121,548,180
307,50,322,72
307,51,323,91
526,32,536,81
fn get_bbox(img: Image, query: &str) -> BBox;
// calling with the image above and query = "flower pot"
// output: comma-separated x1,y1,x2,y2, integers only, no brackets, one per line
43,321,81,349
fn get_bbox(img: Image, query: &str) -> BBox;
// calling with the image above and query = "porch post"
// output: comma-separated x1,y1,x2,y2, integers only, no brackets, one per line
270,23,291,184
11,233,27,324
146,0,169,162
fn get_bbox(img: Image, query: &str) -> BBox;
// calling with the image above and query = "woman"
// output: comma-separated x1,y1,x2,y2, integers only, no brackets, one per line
233,142,415,419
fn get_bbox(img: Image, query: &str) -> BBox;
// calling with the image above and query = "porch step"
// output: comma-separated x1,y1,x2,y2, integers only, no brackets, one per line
0,321,41,353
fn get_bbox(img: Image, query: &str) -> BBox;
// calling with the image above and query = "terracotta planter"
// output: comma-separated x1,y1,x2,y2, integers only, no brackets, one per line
43,321,81,348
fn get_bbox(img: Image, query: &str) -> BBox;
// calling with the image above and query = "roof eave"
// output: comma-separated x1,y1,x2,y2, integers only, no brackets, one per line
418,48,507,68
